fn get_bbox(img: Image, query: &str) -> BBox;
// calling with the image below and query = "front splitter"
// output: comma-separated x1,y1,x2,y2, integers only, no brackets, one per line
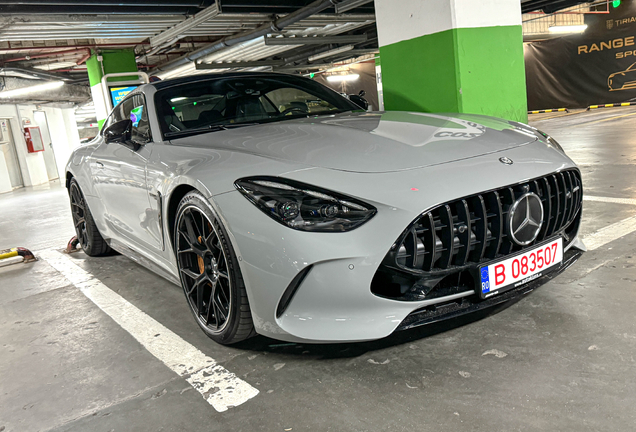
396,248,583,331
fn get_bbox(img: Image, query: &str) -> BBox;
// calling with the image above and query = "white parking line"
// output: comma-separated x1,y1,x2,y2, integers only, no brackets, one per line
584,195,636,206
39,249,259,413
583,214,636,251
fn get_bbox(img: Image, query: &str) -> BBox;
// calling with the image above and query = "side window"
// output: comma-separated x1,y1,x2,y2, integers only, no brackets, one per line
119,94,152,143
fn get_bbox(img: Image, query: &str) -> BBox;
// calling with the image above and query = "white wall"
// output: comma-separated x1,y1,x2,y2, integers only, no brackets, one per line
0,103,82,190
0,104,43,188
0,151,12,194
375,0,522,47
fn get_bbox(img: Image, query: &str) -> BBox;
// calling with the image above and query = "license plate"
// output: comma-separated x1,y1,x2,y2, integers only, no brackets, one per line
479,237,563,298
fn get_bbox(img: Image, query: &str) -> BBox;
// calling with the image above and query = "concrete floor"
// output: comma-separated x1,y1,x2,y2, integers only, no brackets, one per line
1,107,636,431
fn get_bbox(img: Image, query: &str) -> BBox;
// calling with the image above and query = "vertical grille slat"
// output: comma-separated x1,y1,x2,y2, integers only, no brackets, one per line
572,174,582,219
393,169,582,273
484,191,503,260
548,175,561,235
409,229,420,269
469,195,488,262
454,200,471,266
564,171,575,226
438,205,454,269
422,212,436,272
498,188,516,256
538,177,551,239
554,174,567,231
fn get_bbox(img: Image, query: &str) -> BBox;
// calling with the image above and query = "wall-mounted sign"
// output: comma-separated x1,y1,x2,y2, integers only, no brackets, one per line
22,118,31,126
526,0,636,109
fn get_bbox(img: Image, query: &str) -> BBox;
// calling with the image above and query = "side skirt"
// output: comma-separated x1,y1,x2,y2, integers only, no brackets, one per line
108,238,181,286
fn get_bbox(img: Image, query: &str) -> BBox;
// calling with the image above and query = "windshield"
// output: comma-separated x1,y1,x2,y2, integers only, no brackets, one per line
155,74,360,138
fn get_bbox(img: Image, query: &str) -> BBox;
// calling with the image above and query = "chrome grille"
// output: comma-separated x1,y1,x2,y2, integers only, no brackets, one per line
393,169,582,273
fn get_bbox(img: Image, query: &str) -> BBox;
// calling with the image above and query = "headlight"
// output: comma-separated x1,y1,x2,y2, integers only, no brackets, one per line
234,176,377,232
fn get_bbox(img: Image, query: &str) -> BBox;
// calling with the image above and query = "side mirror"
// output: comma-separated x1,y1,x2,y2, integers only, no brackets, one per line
104,119,132,144
103,119,141,150
358,89,366,97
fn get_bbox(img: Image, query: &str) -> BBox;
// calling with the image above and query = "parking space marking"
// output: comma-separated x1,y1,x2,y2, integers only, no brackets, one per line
584,195,636,206
39,249,259,413
583,214,636,251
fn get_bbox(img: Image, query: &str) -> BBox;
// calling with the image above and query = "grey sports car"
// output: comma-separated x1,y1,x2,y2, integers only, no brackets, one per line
66,72,585,345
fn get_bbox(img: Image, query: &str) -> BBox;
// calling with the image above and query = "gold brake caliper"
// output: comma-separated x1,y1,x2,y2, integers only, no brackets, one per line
197,236,205,274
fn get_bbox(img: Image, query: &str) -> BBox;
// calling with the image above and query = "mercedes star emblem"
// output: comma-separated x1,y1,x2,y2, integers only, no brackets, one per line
499,157,513,165
508,192,544,246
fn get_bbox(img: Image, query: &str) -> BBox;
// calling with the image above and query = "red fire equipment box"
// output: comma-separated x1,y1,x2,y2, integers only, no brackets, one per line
24,126,44,153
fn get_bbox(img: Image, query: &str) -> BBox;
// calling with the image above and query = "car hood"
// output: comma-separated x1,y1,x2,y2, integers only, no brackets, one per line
170,111,538,173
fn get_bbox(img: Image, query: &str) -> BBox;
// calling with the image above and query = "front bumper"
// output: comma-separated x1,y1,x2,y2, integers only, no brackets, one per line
396,248,583,331
211,144,583,343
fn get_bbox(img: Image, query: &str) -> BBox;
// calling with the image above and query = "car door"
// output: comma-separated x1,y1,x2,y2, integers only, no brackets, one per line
90,93,161,253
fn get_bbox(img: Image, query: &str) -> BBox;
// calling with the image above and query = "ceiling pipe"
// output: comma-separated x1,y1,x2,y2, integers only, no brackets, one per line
0,42,149,52
0,67,73,81
151,0,344,75
76,50,92,66
2,48,91,64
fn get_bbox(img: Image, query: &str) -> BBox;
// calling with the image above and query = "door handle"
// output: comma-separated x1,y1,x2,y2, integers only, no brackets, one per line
93,161,104,169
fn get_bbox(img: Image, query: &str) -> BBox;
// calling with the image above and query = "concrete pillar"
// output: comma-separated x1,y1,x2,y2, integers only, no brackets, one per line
374,0,527,123
86,49,138,128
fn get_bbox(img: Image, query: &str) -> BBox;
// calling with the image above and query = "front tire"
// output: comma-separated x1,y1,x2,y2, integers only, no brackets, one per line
174,191,255,345
69,178,112,257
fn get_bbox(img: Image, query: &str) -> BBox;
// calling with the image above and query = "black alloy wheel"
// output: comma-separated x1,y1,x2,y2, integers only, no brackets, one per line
68,178,111,257
175,192,254,344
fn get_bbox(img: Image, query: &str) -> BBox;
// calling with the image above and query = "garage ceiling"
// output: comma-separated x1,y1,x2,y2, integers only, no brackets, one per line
0,0,377,84
0,0,596,114
521,0,591,14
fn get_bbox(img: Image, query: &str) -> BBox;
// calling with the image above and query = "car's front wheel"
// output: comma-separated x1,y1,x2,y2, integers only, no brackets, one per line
174,191,255,345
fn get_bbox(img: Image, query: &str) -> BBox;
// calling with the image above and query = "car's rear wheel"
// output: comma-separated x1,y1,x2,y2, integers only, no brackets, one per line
175,191,255,345
69,178,112,257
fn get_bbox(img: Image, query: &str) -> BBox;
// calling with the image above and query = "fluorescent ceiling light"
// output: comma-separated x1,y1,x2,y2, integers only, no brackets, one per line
548,24,587,33
308,45,354,62
170,97,187,102
326,74,360,82
0,81,64,99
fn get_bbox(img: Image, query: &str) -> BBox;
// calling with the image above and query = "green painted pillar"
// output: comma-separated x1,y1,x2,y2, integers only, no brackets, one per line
86,49,138,128
374,0,528,123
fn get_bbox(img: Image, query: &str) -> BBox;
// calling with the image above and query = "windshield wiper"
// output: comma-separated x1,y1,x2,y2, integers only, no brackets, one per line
311,109,352,117
165,122,259,138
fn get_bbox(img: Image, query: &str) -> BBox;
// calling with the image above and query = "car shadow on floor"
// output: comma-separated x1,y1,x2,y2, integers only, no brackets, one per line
233,296,525,359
